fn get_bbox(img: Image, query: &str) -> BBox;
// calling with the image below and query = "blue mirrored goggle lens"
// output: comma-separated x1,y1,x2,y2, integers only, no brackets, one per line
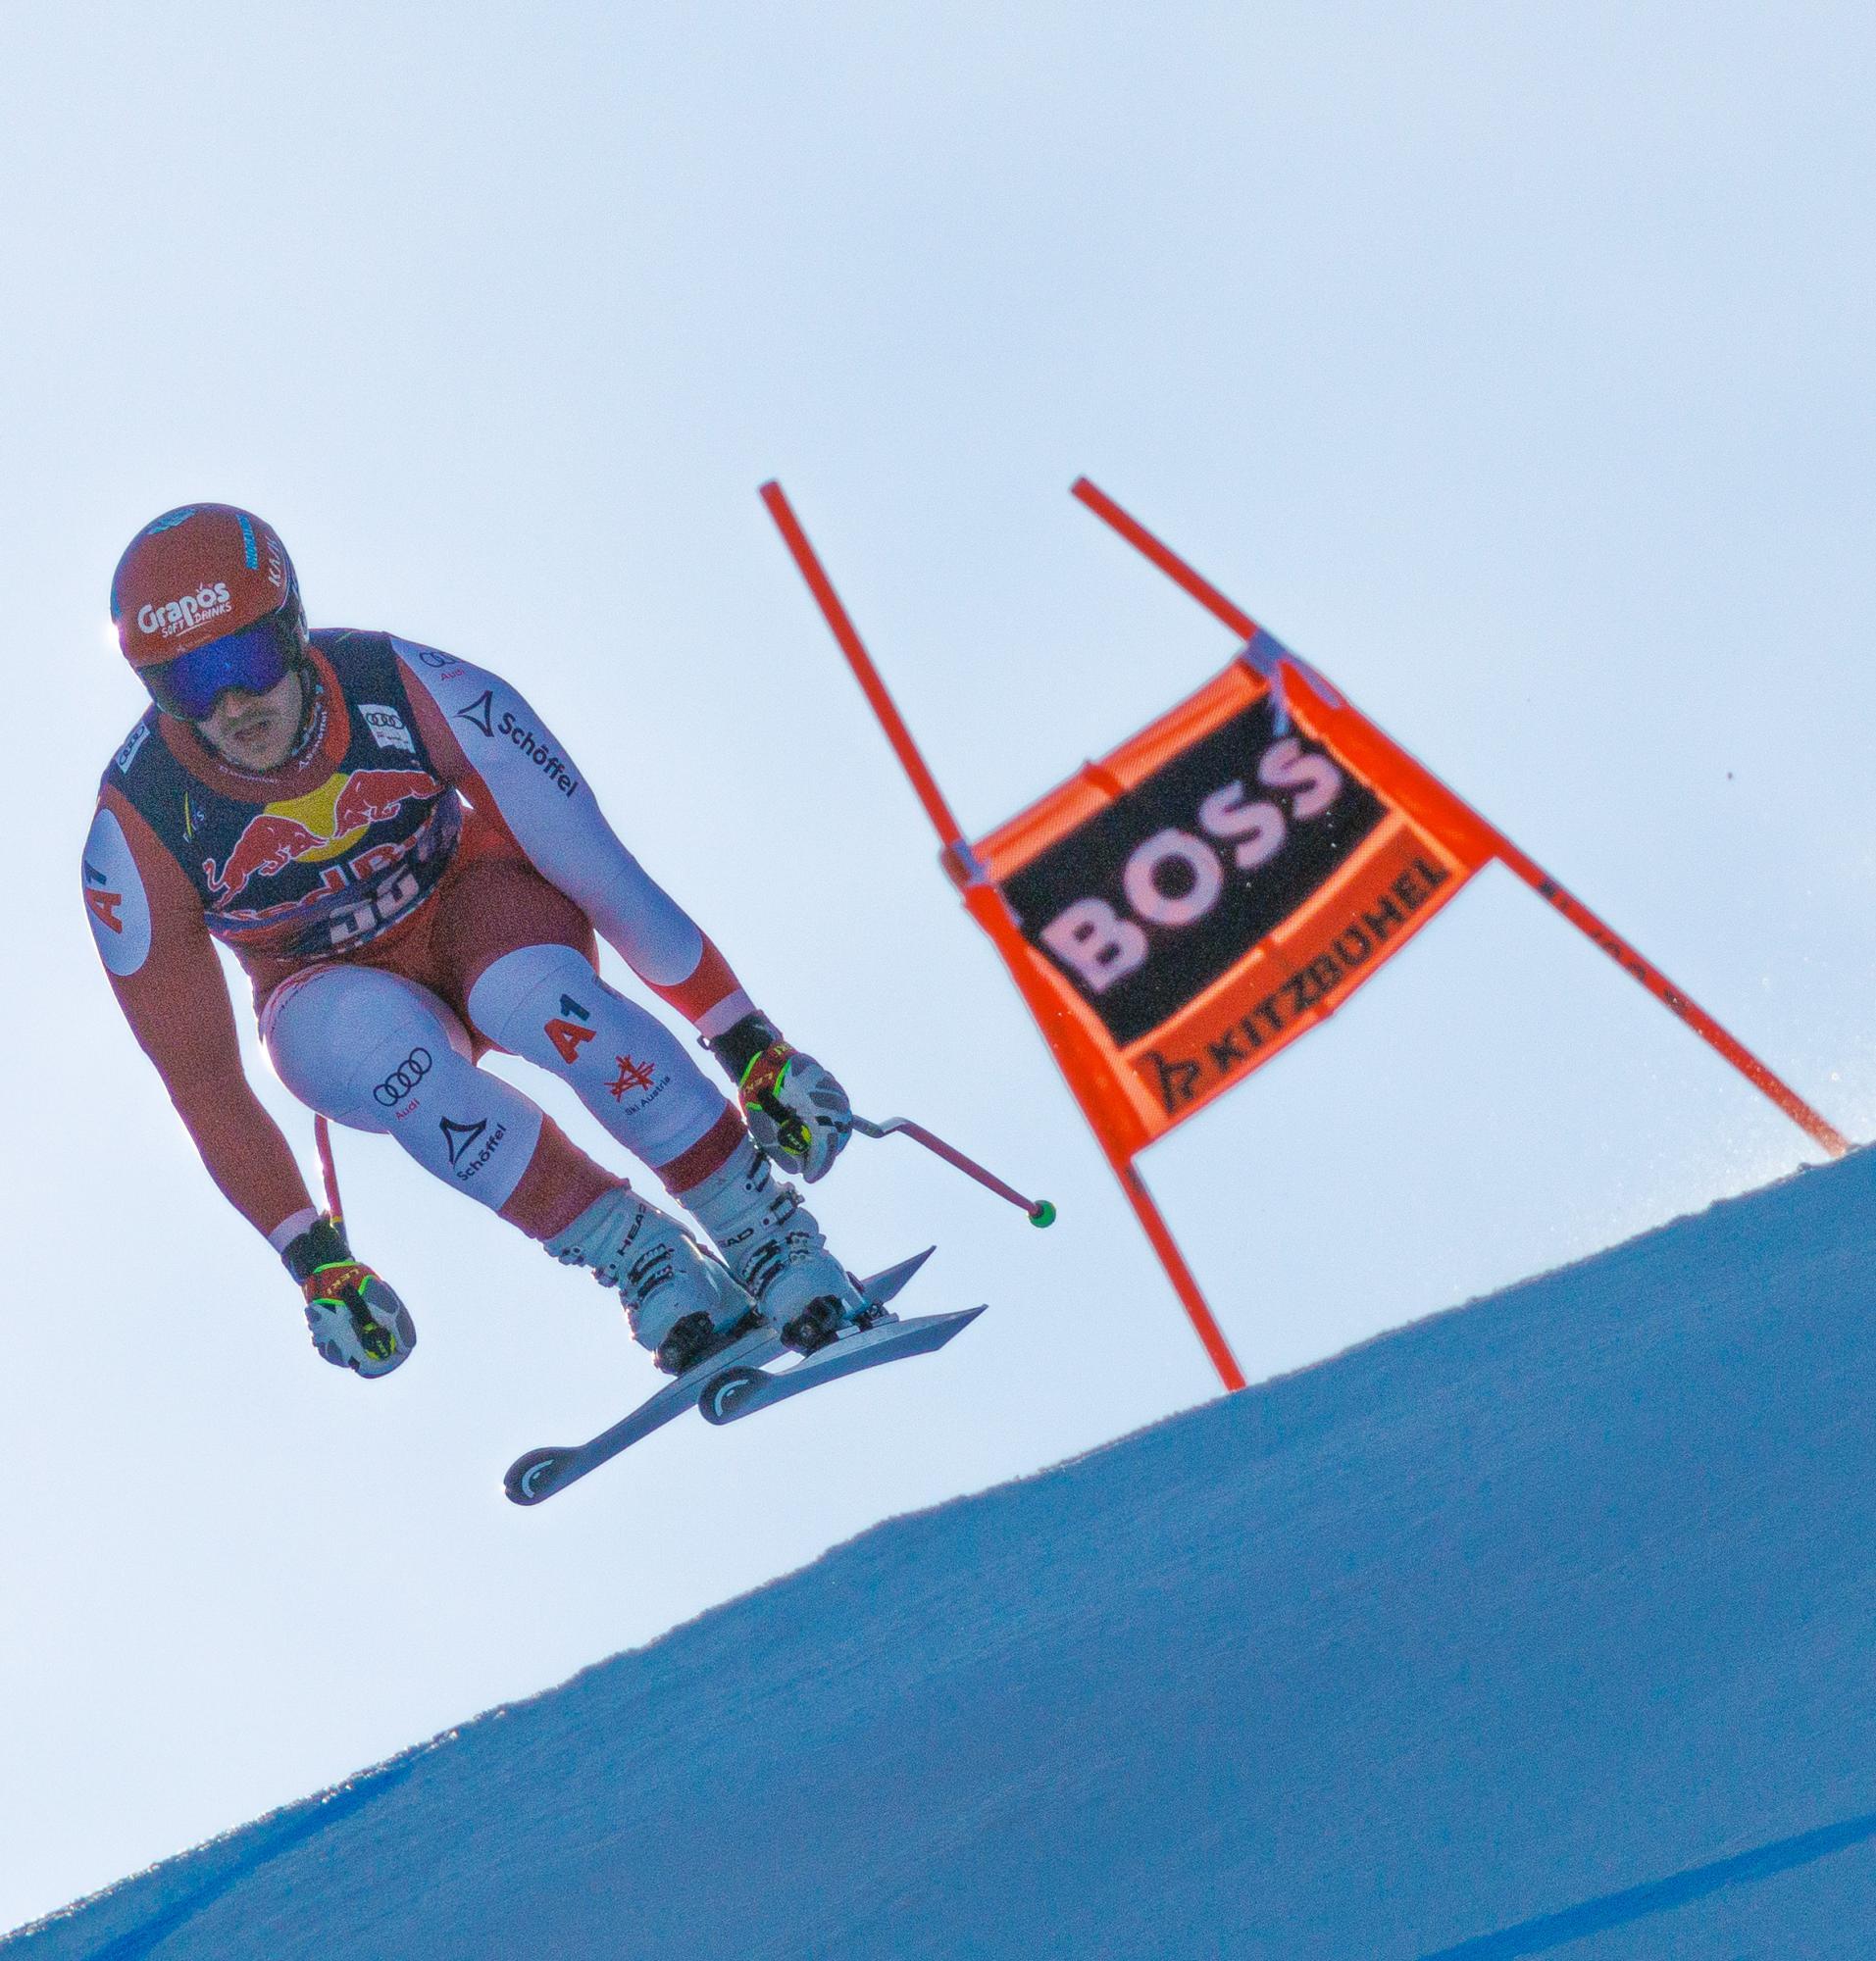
144,613,299,721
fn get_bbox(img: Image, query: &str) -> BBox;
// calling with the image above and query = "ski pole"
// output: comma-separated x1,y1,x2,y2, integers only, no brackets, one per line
314,1114,344,1231
850,1114,1056,1226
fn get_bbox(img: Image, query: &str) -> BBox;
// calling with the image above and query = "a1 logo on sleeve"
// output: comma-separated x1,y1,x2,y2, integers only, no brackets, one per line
81,807,153,978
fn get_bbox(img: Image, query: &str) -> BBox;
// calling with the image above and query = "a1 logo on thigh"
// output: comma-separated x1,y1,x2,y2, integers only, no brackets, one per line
544,991,597,1066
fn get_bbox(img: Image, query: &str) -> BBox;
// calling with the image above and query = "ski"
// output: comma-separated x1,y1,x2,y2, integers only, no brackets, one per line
694,1305,987,1428
503,1248,939,1505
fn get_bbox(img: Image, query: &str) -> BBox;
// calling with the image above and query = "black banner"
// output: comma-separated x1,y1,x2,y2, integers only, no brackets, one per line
998,699,1387,1046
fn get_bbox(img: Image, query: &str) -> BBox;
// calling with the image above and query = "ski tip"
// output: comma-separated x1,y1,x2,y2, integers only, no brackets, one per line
924,1302,989,1339
858,1245,938,1309
915,1301,989,1349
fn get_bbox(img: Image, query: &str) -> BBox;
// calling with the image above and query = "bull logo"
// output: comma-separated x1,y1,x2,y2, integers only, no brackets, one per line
204,767,440,904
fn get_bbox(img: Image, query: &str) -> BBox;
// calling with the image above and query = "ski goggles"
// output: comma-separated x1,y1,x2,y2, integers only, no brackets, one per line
142,608,303,722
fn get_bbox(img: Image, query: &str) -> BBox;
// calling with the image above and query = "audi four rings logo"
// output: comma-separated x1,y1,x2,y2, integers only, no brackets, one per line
374,1047,432,1106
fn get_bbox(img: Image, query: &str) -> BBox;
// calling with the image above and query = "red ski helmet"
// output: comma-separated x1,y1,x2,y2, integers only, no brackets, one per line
111,505,309,720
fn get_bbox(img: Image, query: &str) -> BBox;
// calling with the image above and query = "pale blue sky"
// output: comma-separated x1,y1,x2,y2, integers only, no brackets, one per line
6,0,1875,1932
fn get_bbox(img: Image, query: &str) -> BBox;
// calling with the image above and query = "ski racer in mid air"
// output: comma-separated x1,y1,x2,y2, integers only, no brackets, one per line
82,503,862,1381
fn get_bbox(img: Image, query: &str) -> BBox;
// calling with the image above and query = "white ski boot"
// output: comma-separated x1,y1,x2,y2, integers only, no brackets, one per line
680,1139,867,1353
548,1183,759,1375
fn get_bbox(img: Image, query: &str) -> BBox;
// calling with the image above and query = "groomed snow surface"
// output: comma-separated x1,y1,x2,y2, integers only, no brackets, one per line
10,1148,1876,1960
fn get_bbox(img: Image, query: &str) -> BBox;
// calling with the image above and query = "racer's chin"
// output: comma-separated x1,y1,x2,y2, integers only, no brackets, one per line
209,710,294,770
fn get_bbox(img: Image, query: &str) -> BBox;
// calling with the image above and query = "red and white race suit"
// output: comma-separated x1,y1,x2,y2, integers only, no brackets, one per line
81,630,755,1252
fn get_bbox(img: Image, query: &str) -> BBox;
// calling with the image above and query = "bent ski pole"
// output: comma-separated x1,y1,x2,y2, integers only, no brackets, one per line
850,1114,1056,1226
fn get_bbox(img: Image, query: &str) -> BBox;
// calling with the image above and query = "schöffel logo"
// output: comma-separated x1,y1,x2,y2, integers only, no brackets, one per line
137,582,232,640
374,1047,432,1108
451,689,579,796
438,1114,508,1182
497,711,580,798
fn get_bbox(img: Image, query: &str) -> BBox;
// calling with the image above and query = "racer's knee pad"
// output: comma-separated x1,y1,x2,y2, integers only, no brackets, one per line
467,943,728,1169
264,967,471,1133
266,965,545,1211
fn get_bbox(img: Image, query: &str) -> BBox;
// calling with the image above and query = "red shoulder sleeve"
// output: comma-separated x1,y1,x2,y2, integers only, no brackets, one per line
84,783,315,1242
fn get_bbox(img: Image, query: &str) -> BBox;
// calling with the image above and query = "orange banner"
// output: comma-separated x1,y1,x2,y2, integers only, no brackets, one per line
964,650,1493,1149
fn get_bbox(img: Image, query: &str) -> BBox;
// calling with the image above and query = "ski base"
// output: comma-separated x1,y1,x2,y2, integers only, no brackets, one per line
503,1248,943,1506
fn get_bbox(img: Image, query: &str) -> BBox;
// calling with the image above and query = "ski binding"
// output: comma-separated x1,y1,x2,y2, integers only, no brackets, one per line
504,1248,981,1505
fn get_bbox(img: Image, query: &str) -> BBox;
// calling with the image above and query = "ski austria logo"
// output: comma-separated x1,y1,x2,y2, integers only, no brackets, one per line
374,1047,432,1108
137,582,232,640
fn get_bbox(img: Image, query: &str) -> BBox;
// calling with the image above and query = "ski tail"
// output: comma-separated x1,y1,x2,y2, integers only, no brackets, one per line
857,1246,935,1314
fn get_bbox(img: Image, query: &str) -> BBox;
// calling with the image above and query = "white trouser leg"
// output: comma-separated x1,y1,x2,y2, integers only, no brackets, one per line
467,943,727,1171
263,965,544,1216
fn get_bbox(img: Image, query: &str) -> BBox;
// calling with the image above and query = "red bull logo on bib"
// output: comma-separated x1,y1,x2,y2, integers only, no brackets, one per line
206,768,440,904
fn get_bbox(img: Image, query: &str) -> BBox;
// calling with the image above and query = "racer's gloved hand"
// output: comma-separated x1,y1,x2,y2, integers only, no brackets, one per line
707,1012,852,1183
281,1216,417,1379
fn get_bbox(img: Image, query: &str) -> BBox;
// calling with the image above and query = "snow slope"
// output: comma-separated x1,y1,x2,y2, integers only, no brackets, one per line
10,1148,1876,1960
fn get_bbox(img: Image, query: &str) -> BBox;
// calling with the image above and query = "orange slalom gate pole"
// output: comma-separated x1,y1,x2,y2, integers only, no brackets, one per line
760,483,972,851
761,478,1248,1392
1113,1155,1247,1391
1072,477,1851,1161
